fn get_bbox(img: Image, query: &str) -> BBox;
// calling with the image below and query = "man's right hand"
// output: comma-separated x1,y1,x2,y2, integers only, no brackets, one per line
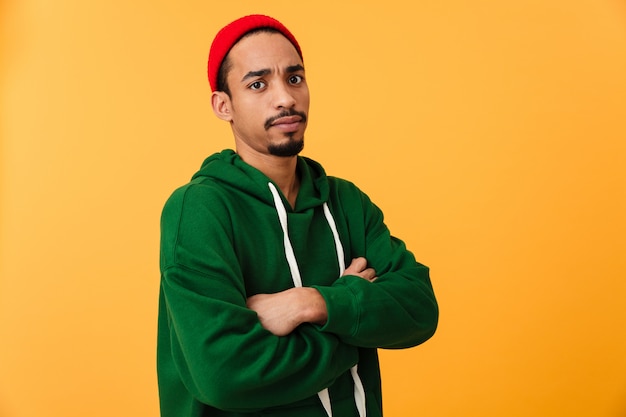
343,257,377,282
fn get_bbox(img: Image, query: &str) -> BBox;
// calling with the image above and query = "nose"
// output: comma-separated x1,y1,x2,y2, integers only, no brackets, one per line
273,81,296,109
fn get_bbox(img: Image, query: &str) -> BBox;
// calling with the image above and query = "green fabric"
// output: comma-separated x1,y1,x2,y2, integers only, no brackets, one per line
158,149,438,416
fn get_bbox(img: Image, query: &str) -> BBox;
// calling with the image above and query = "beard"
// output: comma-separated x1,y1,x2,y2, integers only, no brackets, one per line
268,135,304,157
265,109,307,157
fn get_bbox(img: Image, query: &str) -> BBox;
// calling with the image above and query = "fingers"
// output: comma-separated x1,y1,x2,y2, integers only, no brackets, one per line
344,257,377,282
347,257,368,272
360,267,377,282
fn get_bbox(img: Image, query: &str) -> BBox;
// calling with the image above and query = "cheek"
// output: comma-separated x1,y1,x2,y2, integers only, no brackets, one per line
238,112,267,134
297,90,310,108
233,102,264,124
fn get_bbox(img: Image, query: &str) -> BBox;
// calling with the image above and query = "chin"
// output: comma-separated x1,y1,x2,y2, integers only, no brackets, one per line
268,137,305,157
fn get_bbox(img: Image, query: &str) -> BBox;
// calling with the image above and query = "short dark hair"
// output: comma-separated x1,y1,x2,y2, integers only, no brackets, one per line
216,27,285,96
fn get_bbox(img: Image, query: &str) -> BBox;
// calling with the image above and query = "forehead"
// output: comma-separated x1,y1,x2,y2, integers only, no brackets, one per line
227,32,303,75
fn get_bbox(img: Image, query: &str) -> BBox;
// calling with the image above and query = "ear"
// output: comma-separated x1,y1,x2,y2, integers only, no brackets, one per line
211,91,233,122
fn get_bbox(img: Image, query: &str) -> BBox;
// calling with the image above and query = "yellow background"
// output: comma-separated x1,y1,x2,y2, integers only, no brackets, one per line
2,1,625,416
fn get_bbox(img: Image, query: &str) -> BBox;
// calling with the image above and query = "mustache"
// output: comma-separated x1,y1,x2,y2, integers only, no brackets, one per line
264,109,308,131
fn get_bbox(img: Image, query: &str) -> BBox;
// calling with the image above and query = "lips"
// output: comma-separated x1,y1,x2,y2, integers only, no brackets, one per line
265,110,308,131
269,115,303,133
271,115,302,126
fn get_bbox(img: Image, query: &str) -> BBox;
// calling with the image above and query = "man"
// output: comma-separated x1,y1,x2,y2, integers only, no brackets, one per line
157,14,438,417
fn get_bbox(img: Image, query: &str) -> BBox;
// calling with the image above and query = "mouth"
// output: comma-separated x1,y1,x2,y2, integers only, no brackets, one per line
270,116,302,132
265,111,308,131
271,115,302,126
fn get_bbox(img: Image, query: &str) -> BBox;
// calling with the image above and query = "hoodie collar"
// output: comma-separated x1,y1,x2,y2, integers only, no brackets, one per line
191,149,329,212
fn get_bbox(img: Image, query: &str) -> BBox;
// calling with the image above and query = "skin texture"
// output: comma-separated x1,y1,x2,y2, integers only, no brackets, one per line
212,32,376,337
212,32,308,208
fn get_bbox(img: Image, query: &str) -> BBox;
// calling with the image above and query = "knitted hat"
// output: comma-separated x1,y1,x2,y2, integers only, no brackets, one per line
207,14,303,92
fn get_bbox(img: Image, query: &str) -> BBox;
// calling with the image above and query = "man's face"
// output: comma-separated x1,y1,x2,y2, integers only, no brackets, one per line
221,32,309,157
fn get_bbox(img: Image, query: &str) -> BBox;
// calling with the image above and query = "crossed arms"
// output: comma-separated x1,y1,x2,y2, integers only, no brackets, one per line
158,181,438,411
246,257,377,336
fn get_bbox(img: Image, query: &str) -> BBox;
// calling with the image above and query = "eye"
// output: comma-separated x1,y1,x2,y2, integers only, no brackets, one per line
249,81,266,90
288,75,303,85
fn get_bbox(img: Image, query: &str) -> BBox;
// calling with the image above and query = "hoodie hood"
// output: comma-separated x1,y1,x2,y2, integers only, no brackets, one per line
191,149,330,211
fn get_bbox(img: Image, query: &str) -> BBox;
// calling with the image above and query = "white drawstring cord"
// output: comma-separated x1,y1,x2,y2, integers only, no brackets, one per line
268,183,366,417
351,365,367,417
318,386,333,417
322,203,346,274
268,183,303,288
322,200,366,417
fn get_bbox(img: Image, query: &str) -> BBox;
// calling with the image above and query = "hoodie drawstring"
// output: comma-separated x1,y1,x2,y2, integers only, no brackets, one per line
268,182,366,417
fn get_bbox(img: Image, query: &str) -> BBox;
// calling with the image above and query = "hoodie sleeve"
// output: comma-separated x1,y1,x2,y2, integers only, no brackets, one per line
158,184,359,412
313,182,439,349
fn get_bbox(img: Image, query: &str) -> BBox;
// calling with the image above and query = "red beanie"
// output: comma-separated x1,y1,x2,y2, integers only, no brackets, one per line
207,14,303,92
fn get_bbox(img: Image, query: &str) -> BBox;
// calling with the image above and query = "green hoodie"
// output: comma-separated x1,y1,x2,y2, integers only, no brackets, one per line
158,149,438,417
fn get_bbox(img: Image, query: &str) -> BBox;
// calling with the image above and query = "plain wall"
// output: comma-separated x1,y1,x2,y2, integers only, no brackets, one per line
1,1,625,416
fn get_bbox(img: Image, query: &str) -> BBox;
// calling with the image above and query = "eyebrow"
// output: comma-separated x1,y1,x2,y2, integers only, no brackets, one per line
286,64,305,73
241,64,305,83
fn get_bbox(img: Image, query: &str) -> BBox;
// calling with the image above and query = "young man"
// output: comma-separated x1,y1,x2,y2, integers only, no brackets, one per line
157,14,438,417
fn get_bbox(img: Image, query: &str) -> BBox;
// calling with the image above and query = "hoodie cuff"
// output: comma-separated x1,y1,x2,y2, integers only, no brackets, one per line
312,276,361,337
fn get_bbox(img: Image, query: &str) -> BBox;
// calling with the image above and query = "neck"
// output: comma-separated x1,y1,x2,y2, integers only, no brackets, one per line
236,147,300,208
